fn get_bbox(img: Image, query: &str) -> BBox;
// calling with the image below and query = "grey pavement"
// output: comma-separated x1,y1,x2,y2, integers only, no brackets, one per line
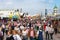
3,33,60,40
43,32,60,40
53,33,60,40
4,33,6,40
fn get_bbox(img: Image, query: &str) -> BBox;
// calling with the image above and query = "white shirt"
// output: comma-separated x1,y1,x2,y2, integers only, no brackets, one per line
45,26,54,33
37,30,42,35
20,26,24,30
49,27,54,33
14,27,20,32
13,34,22,40
22,30,27,36
14,27,20,31
2,24,5,28
45,26,50,32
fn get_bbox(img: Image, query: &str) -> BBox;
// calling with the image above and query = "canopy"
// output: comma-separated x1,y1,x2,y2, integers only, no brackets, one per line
12,15,19,19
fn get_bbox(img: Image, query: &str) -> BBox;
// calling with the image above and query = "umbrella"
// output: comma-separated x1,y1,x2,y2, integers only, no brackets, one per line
12,15,19,19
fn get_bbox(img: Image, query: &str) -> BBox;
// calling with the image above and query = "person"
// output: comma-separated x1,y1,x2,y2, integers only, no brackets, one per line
35,22,39,31
14,25,20,34
43,23,47,31
28,27,36,40
29,22,31,28
2,24,5,36
45,24,50,40
0,26,3,40
49,25,54,40
12,30,22,40
35,25,39,31
22,27,28,40
5,24,9,34
54,21,57,34
6,30,14,40
11,23,15,30
37,28,43,40
54,26,57,34
20,25,24,30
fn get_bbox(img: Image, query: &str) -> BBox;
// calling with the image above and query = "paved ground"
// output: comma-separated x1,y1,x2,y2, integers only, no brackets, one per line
3,33,60,40
53,33,60,40
43,33,60,40
4,33,6,40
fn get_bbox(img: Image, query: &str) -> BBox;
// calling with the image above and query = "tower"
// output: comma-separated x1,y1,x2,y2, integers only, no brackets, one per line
45,9,47,16
53,5,58,15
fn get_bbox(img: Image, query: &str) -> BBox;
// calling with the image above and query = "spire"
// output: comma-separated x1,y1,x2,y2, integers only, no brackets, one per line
53,5,58,15
53,5,58,9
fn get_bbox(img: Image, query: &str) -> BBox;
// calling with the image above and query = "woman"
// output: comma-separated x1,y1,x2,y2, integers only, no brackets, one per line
22,27,28,40
6,30,14,40
49,25,54,40
28,27,36,40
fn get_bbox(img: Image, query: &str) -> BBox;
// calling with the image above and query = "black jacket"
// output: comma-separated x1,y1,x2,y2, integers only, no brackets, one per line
6,35,14,40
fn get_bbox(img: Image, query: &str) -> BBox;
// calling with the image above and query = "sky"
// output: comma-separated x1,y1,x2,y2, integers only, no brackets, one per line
0,0,60,15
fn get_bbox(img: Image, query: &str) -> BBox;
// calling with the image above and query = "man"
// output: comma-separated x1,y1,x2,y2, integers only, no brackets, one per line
45,24,50,40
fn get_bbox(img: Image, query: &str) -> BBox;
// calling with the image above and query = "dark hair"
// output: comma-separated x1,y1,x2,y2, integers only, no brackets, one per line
49,25,51,27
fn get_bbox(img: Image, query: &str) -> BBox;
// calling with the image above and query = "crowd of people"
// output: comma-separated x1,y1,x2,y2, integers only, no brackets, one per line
0,18,57,40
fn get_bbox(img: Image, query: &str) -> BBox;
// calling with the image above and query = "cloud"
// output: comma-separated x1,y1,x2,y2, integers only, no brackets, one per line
5,0,14,5
39,0,46,2
6,2,13,5
48,0,54,3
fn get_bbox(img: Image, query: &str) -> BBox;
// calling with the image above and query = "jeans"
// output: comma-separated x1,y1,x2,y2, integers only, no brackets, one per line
22,36,28,40
50,33,53,39
30,37,35,40
0,36,3,40
46,31,49,40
